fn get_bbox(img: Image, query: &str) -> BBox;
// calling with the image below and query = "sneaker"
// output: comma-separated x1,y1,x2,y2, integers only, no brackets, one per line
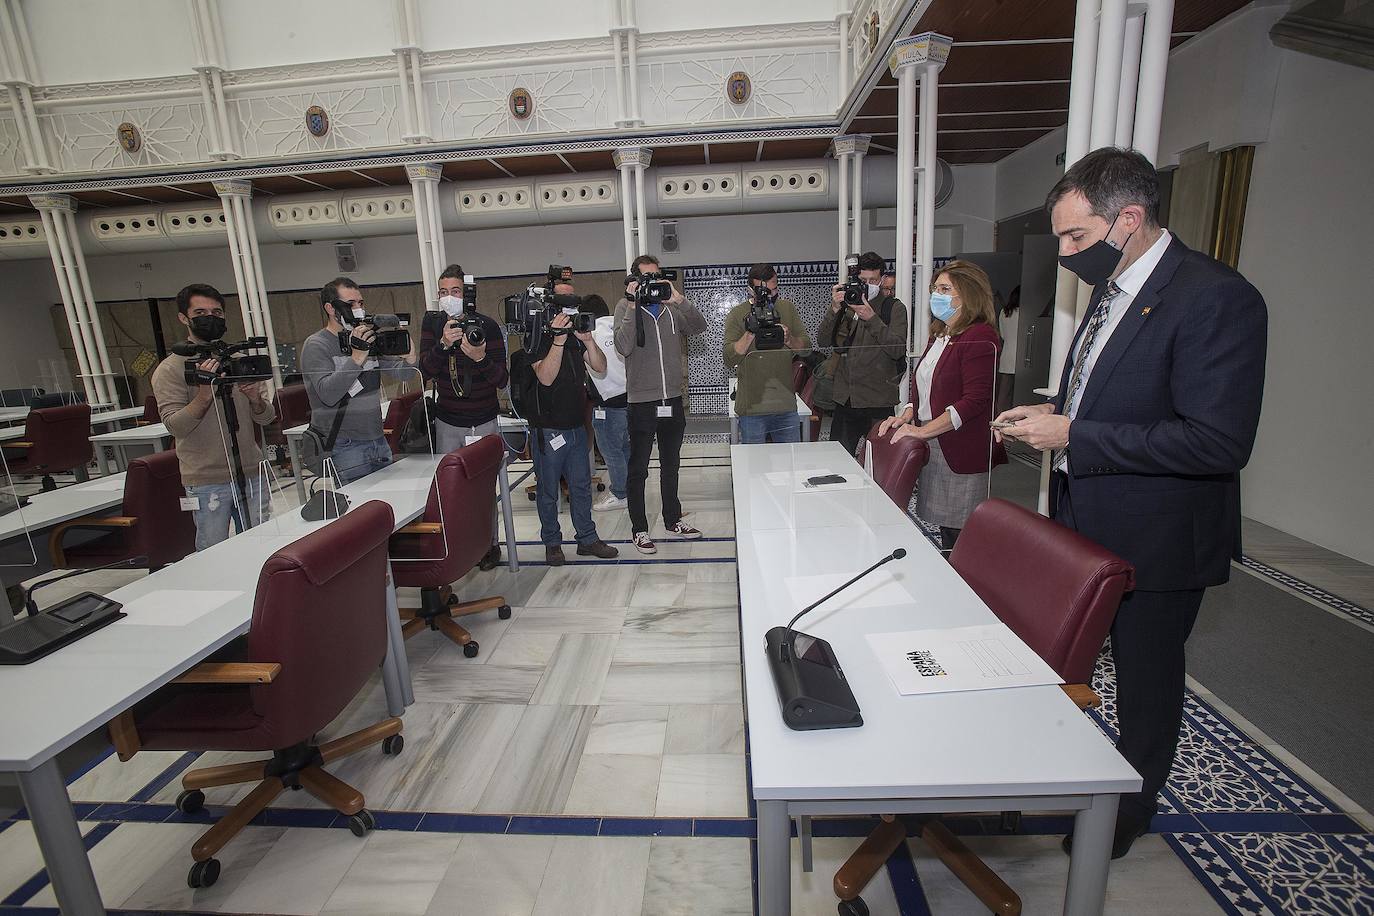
663,520,702,540
545,545,566,566
593,493,628,512
632,532,657,555
577,540,619,559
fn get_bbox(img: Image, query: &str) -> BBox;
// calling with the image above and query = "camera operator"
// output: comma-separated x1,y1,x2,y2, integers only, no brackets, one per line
879,270,896,301
723,264,811,443
151,283,276,550
613,254,706,554
301,277,417,484
516,310,619,565
819,250,909,457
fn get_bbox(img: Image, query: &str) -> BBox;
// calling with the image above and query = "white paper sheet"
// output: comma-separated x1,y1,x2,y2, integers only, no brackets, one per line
784,568,916,612
118,589,243,627
866,623,1063,696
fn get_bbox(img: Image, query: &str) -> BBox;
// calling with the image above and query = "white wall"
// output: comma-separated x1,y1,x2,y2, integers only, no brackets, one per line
1237,48,1374,564
219,1,399,71
0,260,64,387
994,126,1065,221
22,0,196,85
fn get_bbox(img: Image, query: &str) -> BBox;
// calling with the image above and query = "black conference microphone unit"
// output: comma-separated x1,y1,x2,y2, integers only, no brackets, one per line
22,555,148,617
1,556,147,665
765,548,907,731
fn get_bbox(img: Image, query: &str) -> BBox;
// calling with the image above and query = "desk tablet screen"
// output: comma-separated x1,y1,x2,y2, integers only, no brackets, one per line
49,594,111,625
791,633,838,666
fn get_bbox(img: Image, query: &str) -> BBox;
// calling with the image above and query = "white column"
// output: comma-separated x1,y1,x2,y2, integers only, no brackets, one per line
1,0,52,172
1115,9,1145,148
1090,0,1128,149
614,147,652,265
1133,0,1176,165
850,137,868,253
835,8,851,112
610,30,629,127
888,34,951,360
30,195,101,403
214,179,281,384
189,0,236,158
835,146,850,274
406,164,444,293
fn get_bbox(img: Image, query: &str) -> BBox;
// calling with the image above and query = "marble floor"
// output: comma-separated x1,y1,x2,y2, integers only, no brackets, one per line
2,438,1373,914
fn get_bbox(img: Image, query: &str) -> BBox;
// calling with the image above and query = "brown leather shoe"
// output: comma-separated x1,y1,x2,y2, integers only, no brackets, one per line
576,540,619,559
545,545,566,566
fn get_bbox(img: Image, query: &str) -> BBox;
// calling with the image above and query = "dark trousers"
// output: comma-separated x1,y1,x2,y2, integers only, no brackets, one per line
830,403,893,458
1054,472,1204,823
627,398,686,534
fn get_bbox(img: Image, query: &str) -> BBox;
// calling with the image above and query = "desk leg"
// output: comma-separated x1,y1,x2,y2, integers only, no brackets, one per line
152,437,165,453
757,799,791,916
288,438,306,503
111,444,128,473
1063,792,1118,916
17,759,105,915
498,453,519,572
380,562,414,714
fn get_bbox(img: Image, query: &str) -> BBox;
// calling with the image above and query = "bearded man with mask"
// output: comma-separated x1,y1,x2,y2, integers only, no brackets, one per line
151,283,277,550
996,148,1268,860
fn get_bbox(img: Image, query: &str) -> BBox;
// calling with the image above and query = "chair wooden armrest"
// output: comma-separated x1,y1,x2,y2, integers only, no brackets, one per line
383,428,394,436
48,516,139,567
5,441,32,448
108,710,142,761
1061,683,1101,709
396,521,442,536
171,662,281,685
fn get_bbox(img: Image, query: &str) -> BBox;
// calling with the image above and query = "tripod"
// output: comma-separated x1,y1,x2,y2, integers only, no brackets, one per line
213,379,255,535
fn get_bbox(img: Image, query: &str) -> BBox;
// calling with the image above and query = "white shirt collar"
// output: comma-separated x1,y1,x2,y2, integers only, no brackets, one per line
1112,229,1172,298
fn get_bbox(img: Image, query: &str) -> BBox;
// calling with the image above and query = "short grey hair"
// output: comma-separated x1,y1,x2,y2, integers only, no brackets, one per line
1046,147,1161,226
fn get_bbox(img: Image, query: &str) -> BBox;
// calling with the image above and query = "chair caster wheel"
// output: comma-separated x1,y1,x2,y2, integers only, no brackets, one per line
382,734,404,756
348,809,376,837
187,858,220,888
498,604,512,620
175,789,205,815
463,641,480,658
837,896,869,916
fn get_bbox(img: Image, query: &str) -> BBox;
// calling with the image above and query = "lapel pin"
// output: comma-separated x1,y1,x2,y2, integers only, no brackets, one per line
1140,306,1152,316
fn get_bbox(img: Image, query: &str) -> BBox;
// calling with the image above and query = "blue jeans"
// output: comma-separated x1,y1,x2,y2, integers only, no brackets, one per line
531,426,600,548
330,436,392,485
591,406,629,499
185,477,270,551
738,412,802,444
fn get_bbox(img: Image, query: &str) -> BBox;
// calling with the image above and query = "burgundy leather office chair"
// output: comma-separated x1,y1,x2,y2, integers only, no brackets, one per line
137,394,160,426
275,383,311,429
383,390,422,455
106,500,403,890
791,357,812,394
48,449,196,573
862,426,929,508
833,498,1135,916
3,403,93,490
390,436,510,657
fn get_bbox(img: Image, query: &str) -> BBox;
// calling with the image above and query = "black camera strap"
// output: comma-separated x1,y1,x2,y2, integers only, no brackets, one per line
322,393,349,453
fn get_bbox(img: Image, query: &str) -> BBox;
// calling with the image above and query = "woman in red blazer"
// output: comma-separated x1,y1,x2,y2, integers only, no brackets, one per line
878,260,1007,550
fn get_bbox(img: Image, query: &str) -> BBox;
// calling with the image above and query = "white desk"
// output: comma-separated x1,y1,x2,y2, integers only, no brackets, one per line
88,423,171,475
284,410,527,573
727,378,811,444
0,473,128,627
733,443,1140,916
0,406,147,445
0,402,117,425
0,454,441,914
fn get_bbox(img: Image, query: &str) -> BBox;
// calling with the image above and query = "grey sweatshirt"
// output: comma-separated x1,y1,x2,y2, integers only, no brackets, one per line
300,328,409,442
612,297,707,404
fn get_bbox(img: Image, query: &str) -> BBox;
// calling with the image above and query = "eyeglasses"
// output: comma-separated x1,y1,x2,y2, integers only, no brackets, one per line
930,284,956,295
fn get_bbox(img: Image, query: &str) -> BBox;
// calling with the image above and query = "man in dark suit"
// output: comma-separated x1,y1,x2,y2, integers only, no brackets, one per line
995,147,1268,859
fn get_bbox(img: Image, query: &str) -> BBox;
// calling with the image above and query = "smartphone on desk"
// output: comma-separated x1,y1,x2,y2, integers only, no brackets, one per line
804,474,847,488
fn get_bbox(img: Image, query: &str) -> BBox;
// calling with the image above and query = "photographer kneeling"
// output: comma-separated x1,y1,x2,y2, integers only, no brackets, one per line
514,310,619,566
301,277,417,484
723,263,811,443
152,283,277,550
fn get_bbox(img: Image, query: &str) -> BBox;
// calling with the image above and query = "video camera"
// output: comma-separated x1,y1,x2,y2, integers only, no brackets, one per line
173,337,274,386
503,284,592,354
744,285,786,351
633,268,678,306
841,254,866,307
334,305,412,358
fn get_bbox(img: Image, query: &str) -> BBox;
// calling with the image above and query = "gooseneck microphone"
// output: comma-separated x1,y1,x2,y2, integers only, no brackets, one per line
766,547,908,731
24,556,148,617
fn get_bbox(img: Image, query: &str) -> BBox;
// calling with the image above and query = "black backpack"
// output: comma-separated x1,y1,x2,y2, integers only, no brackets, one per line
509,347,545,428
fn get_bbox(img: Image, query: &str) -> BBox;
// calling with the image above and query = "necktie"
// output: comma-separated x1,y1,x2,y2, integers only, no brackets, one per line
1053,282,1123,471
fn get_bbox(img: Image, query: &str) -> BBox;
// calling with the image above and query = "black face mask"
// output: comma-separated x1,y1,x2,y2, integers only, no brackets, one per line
188,314,227,342
1059,213,1135,287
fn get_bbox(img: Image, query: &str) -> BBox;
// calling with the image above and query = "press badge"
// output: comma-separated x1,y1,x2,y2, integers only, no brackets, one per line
549,434,566,451
594,409,607,420
348,380,364,397
465,436,482,446
657,405,673,418
179,497,200,511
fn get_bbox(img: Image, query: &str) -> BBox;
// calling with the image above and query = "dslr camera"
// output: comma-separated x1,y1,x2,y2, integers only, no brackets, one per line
335,305,412,358
841,254,866,307
449,275,486,347
744,285,786,351
173,337,274,387
634,267,678,305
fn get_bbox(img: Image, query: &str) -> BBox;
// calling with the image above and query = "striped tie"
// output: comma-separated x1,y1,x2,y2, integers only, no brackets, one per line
1053,282,1123,472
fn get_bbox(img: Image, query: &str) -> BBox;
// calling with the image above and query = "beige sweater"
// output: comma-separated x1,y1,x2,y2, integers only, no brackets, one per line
151,351,276,486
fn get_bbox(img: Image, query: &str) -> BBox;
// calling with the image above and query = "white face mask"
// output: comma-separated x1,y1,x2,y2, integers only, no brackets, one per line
866,282,881,301
438,295,463,316
350,307,366,321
